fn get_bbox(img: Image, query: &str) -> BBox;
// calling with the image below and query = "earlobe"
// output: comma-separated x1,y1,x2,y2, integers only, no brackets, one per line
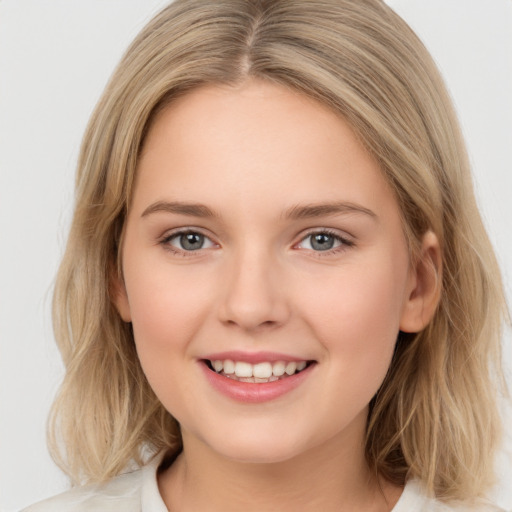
110,271,132,323
399,231,442,333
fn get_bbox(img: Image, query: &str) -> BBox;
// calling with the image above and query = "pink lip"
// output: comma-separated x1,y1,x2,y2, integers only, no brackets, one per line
199,360,316,403
202,350,308,364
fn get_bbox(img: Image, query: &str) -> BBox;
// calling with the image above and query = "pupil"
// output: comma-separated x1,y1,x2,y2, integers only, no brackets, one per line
181,233,204,250
311,233,334,251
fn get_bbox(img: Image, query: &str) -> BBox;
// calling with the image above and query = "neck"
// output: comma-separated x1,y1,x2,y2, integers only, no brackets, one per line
158,412,402,512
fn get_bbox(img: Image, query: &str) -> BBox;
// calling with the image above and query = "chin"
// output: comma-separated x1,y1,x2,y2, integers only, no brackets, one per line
200,425,316,465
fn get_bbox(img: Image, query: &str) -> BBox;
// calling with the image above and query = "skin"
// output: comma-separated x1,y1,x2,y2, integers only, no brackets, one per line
114,80,441,511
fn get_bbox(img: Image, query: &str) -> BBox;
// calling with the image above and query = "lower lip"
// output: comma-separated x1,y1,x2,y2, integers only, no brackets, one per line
200,362,315,403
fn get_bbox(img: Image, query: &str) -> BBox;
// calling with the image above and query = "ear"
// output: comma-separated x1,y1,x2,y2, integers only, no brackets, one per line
399,230,442,333
110,270,132,323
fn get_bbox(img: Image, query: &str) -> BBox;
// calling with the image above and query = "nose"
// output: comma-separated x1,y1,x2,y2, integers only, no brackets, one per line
218,246,290,332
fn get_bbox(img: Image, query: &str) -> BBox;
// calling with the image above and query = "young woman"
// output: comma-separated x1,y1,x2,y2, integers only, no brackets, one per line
24,1,509,510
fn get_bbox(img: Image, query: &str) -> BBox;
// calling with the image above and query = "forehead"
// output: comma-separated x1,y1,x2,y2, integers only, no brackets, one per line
141,80,357,162
133,80,396,219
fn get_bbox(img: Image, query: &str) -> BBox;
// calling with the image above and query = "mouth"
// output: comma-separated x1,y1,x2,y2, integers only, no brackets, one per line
200,354,317,403
203,358,313,383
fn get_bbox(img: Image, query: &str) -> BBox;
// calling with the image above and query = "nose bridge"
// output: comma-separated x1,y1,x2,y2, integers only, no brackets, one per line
219,240,289,331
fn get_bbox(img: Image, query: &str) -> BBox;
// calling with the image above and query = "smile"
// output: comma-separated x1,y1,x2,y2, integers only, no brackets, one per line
200,354,316,403
207,359,309,383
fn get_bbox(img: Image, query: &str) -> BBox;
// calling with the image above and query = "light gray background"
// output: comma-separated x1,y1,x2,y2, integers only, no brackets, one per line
0,1,511,511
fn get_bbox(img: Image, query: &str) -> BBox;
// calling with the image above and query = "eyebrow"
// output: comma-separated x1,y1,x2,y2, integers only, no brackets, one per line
283,201,377,220
140,200,377,221
141,201,218,218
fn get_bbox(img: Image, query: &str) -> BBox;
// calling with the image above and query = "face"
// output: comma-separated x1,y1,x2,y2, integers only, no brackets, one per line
115,80,427,464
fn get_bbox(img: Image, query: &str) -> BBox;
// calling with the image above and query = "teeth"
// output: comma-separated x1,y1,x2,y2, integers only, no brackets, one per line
297,361,307,371
223,359,235,374
235,361,253,378
285,362,297,375
272,361,285,376
253,362,272,378
209,359,309,380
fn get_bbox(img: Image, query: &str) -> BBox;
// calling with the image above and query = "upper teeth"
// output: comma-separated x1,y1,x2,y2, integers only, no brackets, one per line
211,360,307,378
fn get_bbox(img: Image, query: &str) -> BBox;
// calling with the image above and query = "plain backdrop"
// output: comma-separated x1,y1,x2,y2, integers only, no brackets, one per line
0,1,511,511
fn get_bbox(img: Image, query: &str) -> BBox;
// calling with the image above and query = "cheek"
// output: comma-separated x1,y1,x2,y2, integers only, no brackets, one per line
124,250,212,340
121,257,213,390
306,267,404,338
298,257,407,392
125,280,209,421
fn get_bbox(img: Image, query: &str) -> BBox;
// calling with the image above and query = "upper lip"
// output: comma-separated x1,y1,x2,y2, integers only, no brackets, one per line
201,351,313,364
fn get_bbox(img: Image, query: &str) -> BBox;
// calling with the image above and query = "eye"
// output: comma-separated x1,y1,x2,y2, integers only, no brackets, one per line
296,231,352,252
163,230,216,252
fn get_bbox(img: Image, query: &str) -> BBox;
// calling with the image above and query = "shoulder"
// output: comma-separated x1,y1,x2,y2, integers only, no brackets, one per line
394,480,508,512
22,452,169,512
22,468,144,512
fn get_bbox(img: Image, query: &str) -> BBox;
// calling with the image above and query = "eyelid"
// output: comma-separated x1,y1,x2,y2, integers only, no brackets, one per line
157,226,354,256
159,227,219,254
294,228,355,252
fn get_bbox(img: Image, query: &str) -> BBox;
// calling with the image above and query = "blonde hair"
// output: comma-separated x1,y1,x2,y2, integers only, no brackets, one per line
49,0,508,502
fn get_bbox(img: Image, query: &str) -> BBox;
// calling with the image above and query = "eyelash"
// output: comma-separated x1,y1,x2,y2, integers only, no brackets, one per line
159,229,217,256
159,228,354,257
295,229,354,256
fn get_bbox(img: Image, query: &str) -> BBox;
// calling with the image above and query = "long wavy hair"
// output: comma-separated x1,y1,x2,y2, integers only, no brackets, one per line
49,0,508,502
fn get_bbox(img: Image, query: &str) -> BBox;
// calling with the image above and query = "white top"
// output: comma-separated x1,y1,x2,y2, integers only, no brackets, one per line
23,454,505,512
